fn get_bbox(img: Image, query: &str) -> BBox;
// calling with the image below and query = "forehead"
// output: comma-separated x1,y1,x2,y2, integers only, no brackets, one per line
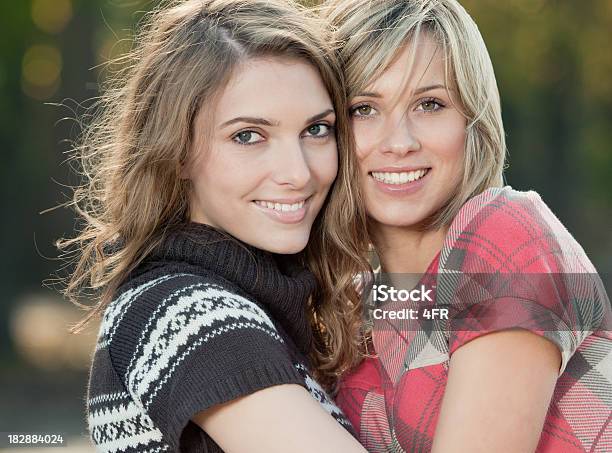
365,34,446,94
215,56,332,119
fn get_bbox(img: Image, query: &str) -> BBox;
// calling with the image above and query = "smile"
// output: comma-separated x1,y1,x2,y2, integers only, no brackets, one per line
253,199,306,212
371,169,430,185
252,197,311,225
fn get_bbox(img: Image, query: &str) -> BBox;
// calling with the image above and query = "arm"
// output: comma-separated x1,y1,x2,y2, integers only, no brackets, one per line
431,329,561,453
192,383,367,453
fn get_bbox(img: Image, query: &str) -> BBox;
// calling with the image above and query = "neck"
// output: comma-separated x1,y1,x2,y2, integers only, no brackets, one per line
371,223,448,274
139,222,316,354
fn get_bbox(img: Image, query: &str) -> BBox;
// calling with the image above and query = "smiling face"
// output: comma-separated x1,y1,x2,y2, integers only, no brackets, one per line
186,57,338,254
350,34,467,232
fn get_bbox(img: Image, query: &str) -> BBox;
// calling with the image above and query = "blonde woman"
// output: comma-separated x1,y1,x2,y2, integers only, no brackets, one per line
318,0,612,452
57,0,369,451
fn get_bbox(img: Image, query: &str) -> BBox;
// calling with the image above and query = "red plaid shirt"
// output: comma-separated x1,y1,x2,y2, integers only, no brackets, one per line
337,187,612,452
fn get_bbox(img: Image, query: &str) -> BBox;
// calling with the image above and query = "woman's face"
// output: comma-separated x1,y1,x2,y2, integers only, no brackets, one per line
350,35,466,230
187,57,338,254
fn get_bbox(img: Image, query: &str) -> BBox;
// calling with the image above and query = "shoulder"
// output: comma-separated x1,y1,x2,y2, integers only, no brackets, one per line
98,268,303,401
90,270,312,451
439,187,611,368
97,269,284,376
98,270,268,342
441,186,595,273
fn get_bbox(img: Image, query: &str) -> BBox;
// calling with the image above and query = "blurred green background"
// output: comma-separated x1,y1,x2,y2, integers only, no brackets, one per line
0,0,610,449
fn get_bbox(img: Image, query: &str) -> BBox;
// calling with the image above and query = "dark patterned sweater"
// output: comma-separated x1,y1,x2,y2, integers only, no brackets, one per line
86,223,353,452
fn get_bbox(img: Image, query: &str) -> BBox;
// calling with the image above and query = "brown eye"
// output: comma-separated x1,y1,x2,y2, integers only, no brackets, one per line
351,104,376,117
419,99,443,112
357,105,372,116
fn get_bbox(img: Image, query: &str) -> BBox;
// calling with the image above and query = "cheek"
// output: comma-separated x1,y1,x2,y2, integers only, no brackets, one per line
193,152,248,200
351,120,378,161
445,129,466,175
426,118,466,167
448,123,467,156
351,133,372,178
310,146,338,186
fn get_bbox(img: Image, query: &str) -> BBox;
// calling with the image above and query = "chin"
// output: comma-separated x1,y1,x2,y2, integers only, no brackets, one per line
369,209,424,229
265,242,308,255
256,232,310,255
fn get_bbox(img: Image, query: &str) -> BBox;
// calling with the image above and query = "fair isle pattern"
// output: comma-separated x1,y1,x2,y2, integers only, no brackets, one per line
88,271,353,452
89,391,131,407
337,187,612,452
88,400,167,453
96,274,188,351
126,283,283,408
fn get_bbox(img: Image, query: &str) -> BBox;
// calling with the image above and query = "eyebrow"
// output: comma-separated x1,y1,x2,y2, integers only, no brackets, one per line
414,84,447,95
219,108,335,129
306,108,335,124
354,84,448,99
220,117,280,128
354,91,383,98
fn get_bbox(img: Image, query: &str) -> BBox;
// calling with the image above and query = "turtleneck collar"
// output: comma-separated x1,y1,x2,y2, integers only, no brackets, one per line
139,222,316,354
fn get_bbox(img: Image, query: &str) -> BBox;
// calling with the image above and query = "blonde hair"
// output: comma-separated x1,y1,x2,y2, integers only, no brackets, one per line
313,0,508,379
57,0,367,389
323,0,506,228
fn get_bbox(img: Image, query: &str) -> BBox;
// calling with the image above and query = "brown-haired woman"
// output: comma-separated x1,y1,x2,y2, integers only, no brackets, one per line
57,0,368,451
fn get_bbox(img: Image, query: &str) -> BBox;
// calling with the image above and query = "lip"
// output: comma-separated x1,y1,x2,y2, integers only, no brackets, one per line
369,168,432,196
254,197,309,204
252,196,312,225
370,166,431,173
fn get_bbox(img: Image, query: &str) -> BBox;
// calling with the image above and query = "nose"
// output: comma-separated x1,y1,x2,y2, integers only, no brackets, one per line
379,115,421,157
271,139,312,188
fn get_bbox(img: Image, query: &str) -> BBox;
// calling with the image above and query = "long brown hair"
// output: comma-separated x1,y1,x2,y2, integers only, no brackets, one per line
57,0,368,389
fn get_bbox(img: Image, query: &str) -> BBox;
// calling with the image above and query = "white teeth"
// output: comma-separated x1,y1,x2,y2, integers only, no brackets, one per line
371,169,428,185
255,200,306,212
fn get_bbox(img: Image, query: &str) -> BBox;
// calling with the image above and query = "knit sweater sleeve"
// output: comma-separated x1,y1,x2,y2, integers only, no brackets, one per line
106,272,305,451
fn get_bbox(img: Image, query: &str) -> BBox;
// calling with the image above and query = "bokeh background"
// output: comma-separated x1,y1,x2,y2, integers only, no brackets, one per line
1,0,611,450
